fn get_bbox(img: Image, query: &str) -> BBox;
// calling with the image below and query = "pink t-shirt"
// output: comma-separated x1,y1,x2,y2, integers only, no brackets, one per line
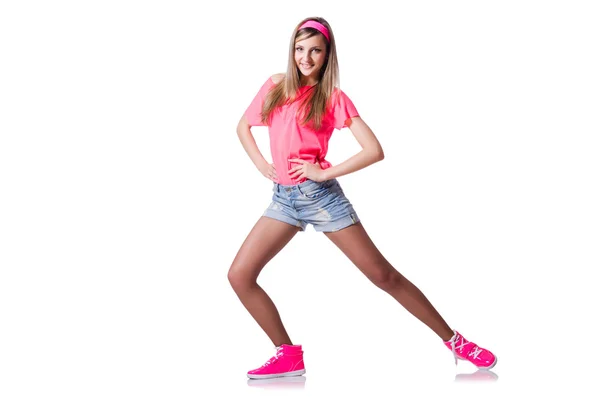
244,77,360,185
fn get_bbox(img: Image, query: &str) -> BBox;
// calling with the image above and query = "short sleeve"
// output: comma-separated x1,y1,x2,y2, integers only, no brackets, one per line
332,89,360,129
244,77,275,126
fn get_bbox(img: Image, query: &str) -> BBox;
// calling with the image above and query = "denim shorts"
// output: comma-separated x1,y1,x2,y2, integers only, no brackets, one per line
262,178,360,232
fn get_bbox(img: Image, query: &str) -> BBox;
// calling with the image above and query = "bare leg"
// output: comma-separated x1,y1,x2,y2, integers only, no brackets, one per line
324,222,454,341
228,216,302,346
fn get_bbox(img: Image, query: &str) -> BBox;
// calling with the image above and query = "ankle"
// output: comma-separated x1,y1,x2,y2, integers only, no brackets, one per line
442,330,456,343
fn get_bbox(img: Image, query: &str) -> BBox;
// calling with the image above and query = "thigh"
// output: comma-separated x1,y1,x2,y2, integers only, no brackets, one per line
323,222,393,280
230,216,301,280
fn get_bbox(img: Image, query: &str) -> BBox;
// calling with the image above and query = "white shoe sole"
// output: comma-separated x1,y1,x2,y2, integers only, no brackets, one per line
459,356,498,370
247,369,306,379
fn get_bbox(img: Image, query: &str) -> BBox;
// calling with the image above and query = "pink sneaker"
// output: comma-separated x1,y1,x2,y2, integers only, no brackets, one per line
444,330,497,369
247,344,306,379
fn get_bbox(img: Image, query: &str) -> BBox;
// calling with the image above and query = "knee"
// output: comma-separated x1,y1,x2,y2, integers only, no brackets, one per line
227,265,255,292
368,266,404,291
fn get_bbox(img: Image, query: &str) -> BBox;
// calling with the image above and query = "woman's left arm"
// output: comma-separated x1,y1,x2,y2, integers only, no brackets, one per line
320,116,384,180
288,117,384,182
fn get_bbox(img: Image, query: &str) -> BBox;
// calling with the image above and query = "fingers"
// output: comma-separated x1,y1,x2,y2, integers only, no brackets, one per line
266,161,311,182
287,162,305,180
289,169,304,179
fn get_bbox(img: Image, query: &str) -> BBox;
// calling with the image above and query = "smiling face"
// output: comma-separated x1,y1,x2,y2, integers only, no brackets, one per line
294,34,328,86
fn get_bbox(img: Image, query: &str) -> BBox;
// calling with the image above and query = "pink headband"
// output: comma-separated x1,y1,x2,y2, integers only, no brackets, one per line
299,20,330,42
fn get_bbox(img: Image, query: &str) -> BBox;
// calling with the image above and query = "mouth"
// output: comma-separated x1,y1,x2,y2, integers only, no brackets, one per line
299,63,314,70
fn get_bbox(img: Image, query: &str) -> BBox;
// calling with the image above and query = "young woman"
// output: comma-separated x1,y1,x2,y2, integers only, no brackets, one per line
228,16,497,379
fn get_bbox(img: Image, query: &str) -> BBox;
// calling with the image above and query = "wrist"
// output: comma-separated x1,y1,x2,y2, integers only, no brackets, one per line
255,159,268,170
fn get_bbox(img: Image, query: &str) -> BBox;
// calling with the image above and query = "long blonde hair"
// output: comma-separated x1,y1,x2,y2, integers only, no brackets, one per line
260,17,340,130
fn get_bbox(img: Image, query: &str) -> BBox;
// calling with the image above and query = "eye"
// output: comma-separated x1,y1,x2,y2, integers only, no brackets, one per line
296,47,303,51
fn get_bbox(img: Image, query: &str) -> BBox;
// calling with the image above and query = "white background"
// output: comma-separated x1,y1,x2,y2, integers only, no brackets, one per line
1,0,599,396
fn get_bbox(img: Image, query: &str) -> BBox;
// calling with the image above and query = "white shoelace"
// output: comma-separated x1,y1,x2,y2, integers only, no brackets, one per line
468,347,483,360
450,335,458,365
261,347,284,367
450,333,481,364
450,333,468,365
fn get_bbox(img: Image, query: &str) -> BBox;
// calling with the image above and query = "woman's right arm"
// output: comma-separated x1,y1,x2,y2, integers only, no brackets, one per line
236,115,278,181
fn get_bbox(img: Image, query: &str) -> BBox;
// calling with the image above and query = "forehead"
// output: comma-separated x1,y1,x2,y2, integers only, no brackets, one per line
295,35,326,48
